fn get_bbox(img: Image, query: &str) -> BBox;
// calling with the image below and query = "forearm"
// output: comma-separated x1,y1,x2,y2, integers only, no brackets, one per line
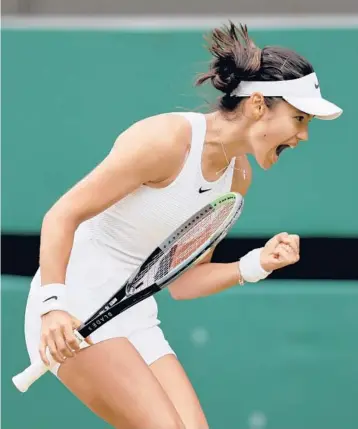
168,262,240,300
40,212,77,285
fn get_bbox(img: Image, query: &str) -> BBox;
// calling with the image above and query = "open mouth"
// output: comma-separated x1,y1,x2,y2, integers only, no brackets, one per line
275,144,290,157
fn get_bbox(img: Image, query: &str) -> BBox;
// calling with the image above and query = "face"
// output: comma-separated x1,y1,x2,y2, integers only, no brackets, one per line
247,96,313,169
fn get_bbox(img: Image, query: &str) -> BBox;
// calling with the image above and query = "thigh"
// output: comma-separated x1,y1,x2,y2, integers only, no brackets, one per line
58,338,185,429
150,355,209,429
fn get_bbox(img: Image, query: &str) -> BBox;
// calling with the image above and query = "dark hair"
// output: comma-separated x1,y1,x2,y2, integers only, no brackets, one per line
196,22,314,111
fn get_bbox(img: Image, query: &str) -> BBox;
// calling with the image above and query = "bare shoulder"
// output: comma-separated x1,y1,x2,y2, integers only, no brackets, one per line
110,112,192,184
113,113,191,158
231,155,252,196
46,113,193,223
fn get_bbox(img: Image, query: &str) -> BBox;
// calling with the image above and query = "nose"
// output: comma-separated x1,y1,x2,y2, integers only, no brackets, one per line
297,128,309,141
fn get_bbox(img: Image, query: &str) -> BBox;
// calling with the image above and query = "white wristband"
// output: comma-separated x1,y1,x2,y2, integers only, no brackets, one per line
239,248,272,283
38,283,68,316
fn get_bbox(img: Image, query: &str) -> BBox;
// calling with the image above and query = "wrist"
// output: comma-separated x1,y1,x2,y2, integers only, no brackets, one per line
239,248,272,283
38,283,68,316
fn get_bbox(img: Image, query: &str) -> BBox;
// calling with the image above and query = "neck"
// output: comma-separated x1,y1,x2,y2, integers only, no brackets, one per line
202,111,252,173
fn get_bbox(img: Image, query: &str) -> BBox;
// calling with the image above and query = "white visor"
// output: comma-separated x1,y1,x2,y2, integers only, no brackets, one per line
231,72,342,120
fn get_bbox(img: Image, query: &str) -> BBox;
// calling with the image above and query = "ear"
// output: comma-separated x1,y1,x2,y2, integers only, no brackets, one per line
249,92,267,120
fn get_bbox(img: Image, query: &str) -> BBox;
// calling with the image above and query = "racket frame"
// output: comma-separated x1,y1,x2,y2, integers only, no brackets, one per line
78,192,243,337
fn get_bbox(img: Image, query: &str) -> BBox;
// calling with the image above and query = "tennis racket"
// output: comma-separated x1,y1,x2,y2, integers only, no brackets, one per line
13,192,244,392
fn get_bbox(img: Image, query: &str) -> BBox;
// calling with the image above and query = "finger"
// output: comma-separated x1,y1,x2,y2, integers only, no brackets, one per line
291,234,300,252
71,317,93,346
63,325,81,353
39,336,50,366
288,234,300,252
72,317,83,329
85,336,94,346
274,242,298,262
273,243,291,255
282,243,296,254
47,334,66,364
278,235,299,254
70,317,93,346
284,240,298,254
55,328,75,359
275,246,299,265
265,232,288,252
276,232,291,245
288,235,300,255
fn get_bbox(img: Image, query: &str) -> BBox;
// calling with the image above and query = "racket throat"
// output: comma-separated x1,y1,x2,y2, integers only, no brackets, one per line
126,281,144,296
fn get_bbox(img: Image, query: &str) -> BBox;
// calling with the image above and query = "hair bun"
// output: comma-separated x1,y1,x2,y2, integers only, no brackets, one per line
196,22,262,94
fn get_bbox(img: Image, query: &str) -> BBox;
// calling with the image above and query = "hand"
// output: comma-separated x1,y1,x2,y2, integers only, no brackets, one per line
39,310,93,366
260,232,300,272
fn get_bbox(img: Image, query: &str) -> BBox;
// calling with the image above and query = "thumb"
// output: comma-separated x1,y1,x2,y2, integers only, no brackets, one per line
84,336,94,346
84,335,94,346
72,316,94,346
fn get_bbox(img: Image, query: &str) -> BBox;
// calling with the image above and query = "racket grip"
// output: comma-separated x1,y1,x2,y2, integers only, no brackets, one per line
12,359,52,392
12,331,89,393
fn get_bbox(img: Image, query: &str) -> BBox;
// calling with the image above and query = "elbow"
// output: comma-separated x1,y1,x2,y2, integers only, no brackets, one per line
42,206,79,232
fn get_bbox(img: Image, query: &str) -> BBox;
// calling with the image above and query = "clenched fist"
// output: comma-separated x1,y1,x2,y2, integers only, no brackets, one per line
260,232,300,272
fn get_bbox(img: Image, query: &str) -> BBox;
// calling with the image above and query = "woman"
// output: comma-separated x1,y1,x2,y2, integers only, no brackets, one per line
25,22,342,429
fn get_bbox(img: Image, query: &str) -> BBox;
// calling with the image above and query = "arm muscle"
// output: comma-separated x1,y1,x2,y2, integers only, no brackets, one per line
40,114,189,285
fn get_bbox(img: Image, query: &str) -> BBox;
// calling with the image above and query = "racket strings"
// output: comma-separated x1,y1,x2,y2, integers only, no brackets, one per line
132,202,235,292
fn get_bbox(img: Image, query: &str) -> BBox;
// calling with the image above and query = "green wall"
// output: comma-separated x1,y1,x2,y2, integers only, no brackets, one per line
3,275,358,429
2,29,357,236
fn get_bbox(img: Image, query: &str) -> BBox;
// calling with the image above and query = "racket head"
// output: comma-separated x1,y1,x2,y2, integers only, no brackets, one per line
125,192,244,295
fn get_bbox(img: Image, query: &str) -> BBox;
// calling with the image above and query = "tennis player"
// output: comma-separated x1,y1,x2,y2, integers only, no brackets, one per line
24,22,342,429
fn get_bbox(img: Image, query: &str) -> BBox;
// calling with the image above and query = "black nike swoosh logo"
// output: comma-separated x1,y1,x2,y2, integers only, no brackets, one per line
315,83,319,89
199,187,212,194
43,295,58,303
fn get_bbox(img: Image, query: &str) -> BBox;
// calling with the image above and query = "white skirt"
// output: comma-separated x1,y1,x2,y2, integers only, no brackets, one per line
24,238,175,376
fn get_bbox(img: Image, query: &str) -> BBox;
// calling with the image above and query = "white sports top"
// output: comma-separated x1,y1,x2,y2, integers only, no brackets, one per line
76,112,235,273
35,111,237,322
29,112,237,326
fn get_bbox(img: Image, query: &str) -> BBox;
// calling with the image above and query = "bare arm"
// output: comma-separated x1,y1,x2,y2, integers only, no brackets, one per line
168,157,253,299
169,262,242,300
40,114,189,285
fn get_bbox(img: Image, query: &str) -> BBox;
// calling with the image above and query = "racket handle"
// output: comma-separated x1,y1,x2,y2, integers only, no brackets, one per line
12,332,89,392
13,359,52,392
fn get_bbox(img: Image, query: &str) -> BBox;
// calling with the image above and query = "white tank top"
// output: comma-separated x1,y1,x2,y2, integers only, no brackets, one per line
75,112,236,275
30,112,236,323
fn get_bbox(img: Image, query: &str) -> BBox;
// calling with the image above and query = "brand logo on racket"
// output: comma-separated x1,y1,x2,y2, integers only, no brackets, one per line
199,187,212,194
88,312,114,331
43,296,58,303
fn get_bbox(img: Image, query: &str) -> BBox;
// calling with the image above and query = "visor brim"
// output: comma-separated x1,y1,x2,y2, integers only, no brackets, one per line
284,96,343,120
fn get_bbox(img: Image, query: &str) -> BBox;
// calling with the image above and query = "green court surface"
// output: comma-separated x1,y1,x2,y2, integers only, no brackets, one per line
2,275,358,429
